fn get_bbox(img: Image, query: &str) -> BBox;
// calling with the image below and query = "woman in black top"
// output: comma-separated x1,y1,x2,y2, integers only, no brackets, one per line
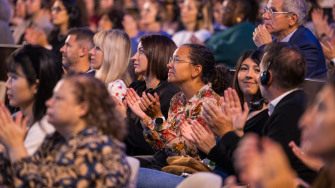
125,35,180,156
49,0,87,63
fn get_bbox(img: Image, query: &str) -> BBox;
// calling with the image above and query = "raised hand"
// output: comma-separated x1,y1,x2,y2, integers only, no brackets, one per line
125,88,149,120
253,24,272,47
140,92,163,118
289,141,324,171
321,39,335,61
202,97,234,137
181,120,216,154
0,102,28,161
311,8,330,38
224,88,249,137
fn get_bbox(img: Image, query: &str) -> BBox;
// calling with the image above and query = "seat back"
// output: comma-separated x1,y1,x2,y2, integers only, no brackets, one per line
126,156,140,188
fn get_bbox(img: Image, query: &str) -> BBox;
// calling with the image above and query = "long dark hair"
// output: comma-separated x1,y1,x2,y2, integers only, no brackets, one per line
181,44,232,95
233,50,263,107
7,45,63,122
140,35,177,81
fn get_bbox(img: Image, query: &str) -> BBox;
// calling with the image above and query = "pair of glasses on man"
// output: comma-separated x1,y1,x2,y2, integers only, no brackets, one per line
262,7,291,16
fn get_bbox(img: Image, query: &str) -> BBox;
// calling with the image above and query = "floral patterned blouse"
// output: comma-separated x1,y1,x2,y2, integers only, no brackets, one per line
143,84,220,158
0,127,130,188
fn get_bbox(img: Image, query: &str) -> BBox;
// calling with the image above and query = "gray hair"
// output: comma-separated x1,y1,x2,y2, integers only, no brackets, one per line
282,0,308,25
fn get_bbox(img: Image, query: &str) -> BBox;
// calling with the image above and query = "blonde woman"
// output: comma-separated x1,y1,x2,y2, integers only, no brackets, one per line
89,29,132,101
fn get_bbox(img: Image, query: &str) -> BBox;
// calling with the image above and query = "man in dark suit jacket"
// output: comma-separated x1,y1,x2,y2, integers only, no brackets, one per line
206,43,316,183
253,0,327,79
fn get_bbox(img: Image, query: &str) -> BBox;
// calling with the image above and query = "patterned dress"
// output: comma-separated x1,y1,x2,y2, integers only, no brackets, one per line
143,84,220,158
0,127,130,188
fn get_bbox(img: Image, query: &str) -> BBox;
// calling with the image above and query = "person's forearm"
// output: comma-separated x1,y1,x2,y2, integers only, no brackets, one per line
8,145,28,163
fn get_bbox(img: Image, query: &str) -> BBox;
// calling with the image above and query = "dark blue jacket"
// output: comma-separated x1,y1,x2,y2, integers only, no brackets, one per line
289,26,327,79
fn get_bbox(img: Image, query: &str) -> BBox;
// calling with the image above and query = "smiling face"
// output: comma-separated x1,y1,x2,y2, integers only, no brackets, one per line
131,42,149,76
46,80,86,127
299,85,335,159
6,66,37,108
237,58,261,97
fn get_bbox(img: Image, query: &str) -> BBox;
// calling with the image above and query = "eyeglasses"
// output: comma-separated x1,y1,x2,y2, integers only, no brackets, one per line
51,6,65,13
262,7,291,17
169,56,192,65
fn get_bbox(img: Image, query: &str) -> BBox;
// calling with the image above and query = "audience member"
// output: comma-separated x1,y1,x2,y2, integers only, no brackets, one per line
206,0,258,68
181,50,268,176
127,44,229,168
98,8,125,31
90,29,132,101
160,0,180,35
5,45,62,155
49,0,87,63
238,43,316,182
123,8,145,55
60,27,94,75
0,74,130,187
235,77,335,187
12,0,52,45
172,0,212,46
125,35,179,156
253,0,327,79
139,0,171,37
0,0,14,44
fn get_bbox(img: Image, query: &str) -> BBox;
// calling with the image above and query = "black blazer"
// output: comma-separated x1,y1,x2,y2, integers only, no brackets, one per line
289,26,327,79
208,90,316,183
262,89,316,183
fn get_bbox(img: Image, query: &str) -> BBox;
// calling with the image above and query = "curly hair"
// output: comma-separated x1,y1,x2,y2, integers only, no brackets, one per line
63,74,127,141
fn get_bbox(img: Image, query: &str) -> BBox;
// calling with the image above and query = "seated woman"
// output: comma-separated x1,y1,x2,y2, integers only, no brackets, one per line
125,34,179,156
126,44,230,167
182,50,268,176
0,74,130,187
89,29,132,101
234,78,335,188
5,45,62,155
172,0,212,46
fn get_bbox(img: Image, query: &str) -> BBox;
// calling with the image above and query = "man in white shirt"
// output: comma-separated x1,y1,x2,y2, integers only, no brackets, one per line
258,42,316,183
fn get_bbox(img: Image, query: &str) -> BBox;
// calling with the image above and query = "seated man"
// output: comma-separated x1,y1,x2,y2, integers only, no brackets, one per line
60,27,95,76
253,0,327,79
205,43,317,183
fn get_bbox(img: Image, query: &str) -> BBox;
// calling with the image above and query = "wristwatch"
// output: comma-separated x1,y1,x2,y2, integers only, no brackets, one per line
154,116,166,126
331,58,335,66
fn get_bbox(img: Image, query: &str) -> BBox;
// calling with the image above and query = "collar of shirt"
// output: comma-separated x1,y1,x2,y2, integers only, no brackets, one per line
187,84,212,104
280,29,298,42
268,88,300,116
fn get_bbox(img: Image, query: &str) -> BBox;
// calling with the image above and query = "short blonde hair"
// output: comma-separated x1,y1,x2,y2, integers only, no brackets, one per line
93,29,132,86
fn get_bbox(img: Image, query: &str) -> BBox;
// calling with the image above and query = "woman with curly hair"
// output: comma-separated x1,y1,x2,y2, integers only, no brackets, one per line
0,74,130,187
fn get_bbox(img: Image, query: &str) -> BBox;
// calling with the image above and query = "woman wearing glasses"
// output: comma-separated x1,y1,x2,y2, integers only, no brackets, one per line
0,74,130,187
49,0,87,62
126,44,231,168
